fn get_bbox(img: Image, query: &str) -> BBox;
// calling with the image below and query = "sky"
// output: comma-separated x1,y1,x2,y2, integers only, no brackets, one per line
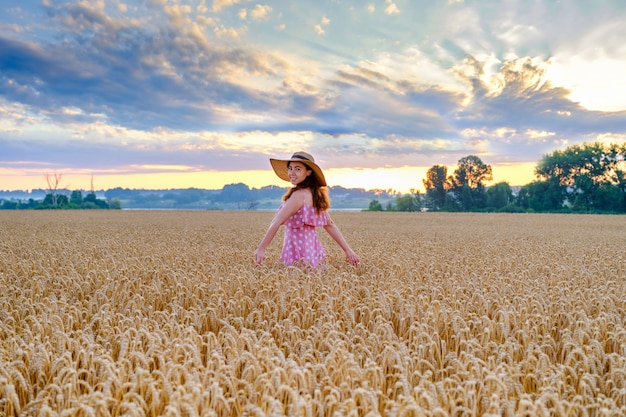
2,0,626,193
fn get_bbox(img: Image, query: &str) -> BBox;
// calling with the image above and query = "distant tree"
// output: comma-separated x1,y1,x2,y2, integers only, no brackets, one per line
450,155,493,211
591,183,626,212
486,182,513,210
25,199,38,209
219,183,252,202
105,187,137,199
42,193,68,208
134,193,162,206
83,192,109,209
516,180,565,212
70,190,83,206
172,188,205,205
1,200,18,210
451,155,493,189
83,192,98,204
423,165,451,210
257,185,289,200
45,171,64,207
395,194,422,212
535,141,626,212
108,198,122,210
367,199,383,211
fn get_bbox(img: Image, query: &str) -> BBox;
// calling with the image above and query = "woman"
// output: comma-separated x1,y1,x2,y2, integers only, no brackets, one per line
254,151,360,269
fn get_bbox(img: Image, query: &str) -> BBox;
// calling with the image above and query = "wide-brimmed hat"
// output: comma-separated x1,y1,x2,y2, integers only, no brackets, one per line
270,151,327,186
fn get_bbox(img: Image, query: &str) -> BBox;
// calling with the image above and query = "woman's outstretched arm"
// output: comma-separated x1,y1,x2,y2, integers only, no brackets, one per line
323,216,360,265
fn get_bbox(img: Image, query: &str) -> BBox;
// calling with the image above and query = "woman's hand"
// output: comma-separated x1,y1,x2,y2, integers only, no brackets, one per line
345,249,360,266
254,247,266,265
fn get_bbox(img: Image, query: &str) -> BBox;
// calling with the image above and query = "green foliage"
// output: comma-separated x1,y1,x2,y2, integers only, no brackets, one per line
1,200,18,210
535,141,626,212
486,182,513,210
108,199,122,210
516,180,565,212
416,143,626,214
1,190,117,210
423,165,451,210
448,155,492,211
394,194,423,212
70,190,83,206
367,199,383,211
218,183,252,202
366,193,424,212
451,155,493,189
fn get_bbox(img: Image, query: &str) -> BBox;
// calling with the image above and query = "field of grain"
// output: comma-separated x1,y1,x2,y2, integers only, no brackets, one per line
1,210,625,416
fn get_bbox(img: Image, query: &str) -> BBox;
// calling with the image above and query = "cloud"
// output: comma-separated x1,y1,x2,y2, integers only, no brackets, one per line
314,16,329,36
385,0,400,15
2,0,626,190
249,4,272,20
544,18,626,112
0,1,307,133
212,0,249,13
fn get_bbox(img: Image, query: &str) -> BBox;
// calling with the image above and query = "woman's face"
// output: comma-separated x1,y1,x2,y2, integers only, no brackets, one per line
287,161,312,185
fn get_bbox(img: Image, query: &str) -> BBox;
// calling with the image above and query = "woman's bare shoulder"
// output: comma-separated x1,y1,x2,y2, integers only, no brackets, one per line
288,188,313,203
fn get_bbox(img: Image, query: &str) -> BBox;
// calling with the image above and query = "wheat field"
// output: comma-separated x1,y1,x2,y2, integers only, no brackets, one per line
1,210,625,416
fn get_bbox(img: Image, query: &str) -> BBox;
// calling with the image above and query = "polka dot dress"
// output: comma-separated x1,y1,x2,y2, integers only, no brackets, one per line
279,203,330,268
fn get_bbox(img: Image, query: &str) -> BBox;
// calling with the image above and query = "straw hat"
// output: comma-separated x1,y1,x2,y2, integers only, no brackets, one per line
269,151,327,186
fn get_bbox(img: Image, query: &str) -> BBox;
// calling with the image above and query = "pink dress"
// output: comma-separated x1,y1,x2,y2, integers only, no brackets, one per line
279,203,330,268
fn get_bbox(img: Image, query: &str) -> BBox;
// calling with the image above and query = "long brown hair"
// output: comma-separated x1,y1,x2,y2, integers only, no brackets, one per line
282,163,330,213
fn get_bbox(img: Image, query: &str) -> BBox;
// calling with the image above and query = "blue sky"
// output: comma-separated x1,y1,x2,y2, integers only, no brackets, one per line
2,0,626,192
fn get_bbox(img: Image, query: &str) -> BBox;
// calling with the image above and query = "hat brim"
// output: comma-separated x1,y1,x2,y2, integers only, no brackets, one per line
270,158,327,186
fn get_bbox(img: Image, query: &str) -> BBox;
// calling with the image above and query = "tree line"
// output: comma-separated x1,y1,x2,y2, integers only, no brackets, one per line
3,141,624,213
368,141,626,214
1,171,120,210
102,185,390,210
1,190,120,210
1,183,391,211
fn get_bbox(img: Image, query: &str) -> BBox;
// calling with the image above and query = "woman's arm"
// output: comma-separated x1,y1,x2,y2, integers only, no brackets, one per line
323,216,360,266
253,190,305,264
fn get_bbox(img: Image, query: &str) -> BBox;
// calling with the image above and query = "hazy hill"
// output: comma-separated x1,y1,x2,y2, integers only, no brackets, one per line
0,184,401,210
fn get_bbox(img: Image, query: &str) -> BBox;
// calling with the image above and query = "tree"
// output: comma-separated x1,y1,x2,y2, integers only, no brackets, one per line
83,192,109,209
1,200,18,210
486,182,513,210
367,199,383,211
452,155,493,189
423,165,451,210
42,193,68,208
516,180,565,212
535,142,626,212
219,183,252,202
394,193,422,212
108,199,122,210
45,171,64,207
70,190,83,206
177,188,205,204
450,155,493,211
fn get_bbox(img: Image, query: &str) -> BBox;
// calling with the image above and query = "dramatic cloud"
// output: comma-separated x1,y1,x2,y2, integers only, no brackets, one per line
1,0,626,191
